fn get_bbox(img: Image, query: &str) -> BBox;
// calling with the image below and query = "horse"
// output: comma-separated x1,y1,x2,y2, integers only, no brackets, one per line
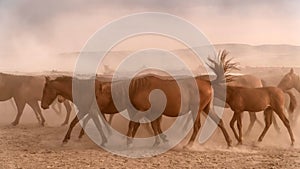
210,50,295,146
99,74,232,147
41,76,118,144
183,74,266,136
0,73,72,126
277,68,300,126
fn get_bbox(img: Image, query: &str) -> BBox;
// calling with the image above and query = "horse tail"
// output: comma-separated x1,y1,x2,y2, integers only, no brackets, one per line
286,90,297,113
261,79,268,87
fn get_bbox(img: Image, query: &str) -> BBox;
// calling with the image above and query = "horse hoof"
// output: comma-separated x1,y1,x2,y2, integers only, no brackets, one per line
236,142,243,146
11,121,18,126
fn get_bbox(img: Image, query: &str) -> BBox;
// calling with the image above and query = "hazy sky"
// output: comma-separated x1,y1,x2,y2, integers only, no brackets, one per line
0,0,300,71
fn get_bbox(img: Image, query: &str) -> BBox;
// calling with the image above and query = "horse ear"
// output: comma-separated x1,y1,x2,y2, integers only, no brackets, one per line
45,76,50,82
290,68,294,74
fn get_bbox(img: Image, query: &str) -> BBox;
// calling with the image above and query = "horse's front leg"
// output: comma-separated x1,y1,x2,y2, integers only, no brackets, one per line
61,101,72,126
230,113,239,142
258,107,273,142
236,112,243,145
63,112,85,143
11,98,26,126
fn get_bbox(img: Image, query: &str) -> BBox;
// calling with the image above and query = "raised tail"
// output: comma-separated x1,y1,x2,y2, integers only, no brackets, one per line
285,90,297,113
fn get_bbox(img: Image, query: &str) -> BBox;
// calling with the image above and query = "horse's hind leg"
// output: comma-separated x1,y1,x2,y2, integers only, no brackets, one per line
245,112,257,136
11,98,26,126
272,113,281,133
156,116,168,143
274,108,295,146
28,101,45,126
258,107,273,142
184,110,201,148
151,118,162,147
203,105,232,147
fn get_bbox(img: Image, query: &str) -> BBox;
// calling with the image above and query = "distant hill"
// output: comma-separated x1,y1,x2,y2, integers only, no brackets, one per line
56,43,300,73
213,44,300,67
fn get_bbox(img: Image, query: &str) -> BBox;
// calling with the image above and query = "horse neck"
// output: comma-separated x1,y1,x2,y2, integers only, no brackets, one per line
294,76,300,93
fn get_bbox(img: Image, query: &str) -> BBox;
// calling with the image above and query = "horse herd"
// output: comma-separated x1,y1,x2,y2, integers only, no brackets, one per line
1,50,300,148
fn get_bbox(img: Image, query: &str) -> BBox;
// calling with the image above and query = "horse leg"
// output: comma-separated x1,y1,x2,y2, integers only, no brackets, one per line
156,116,168,143
108,114,114,125
182,112,193,132
272,113,281,133
230,113,239,142
203,106,232,147
90,113,108,146
236,112,243,145
28,101,45,126
78,113,91,139
151,118,161,147
274,108,295,146
61,101,72,126
63,112,86,143
245,112,256,136
258,107,272,142
11,98,26,126
126,121,140,145
185,110,201,148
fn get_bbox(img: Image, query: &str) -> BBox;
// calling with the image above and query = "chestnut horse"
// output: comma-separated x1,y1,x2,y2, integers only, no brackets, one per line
277,68,300,126
210,50,295,146
0,73,71,126
99,74,232,147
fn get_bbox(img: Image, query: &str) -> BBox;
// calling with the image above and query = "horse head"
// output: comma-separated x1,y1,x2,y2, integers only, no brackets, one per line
41,76,58,109
278,68,300,92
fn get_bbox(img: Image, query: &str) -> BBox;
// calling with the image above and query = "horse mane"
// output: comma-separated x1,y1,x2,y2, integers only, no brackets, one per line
207,50,239,83
53,76,73,82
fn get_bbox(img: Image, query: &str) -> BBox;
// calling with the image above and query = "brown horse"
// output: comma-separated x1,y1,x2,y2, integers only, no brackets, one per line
99,74,232,147
210,50,295,146
277,68,300,126
0,73,71,126
183,74,266,135
41,76,121,144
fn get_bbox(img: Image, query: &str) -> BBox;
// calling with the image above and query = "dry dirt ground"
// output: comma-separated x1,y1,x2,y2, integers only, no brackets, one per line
0,100,300,169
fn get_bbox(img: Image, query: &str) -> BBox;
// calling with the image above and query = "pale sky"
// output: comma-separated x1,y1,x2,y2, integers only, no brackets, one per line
0,0,300,71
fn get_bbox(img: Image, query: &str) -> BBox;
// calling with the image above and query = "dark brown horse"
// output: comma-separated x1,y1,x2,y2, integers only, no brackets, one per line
41,76,109,145
0,73,71,126
210,50,295,146
99,74,232,147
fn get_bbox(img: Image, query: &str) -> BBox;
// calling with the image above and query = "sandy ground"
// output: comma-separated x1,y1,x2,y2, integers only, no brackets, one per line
0,99,300,169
